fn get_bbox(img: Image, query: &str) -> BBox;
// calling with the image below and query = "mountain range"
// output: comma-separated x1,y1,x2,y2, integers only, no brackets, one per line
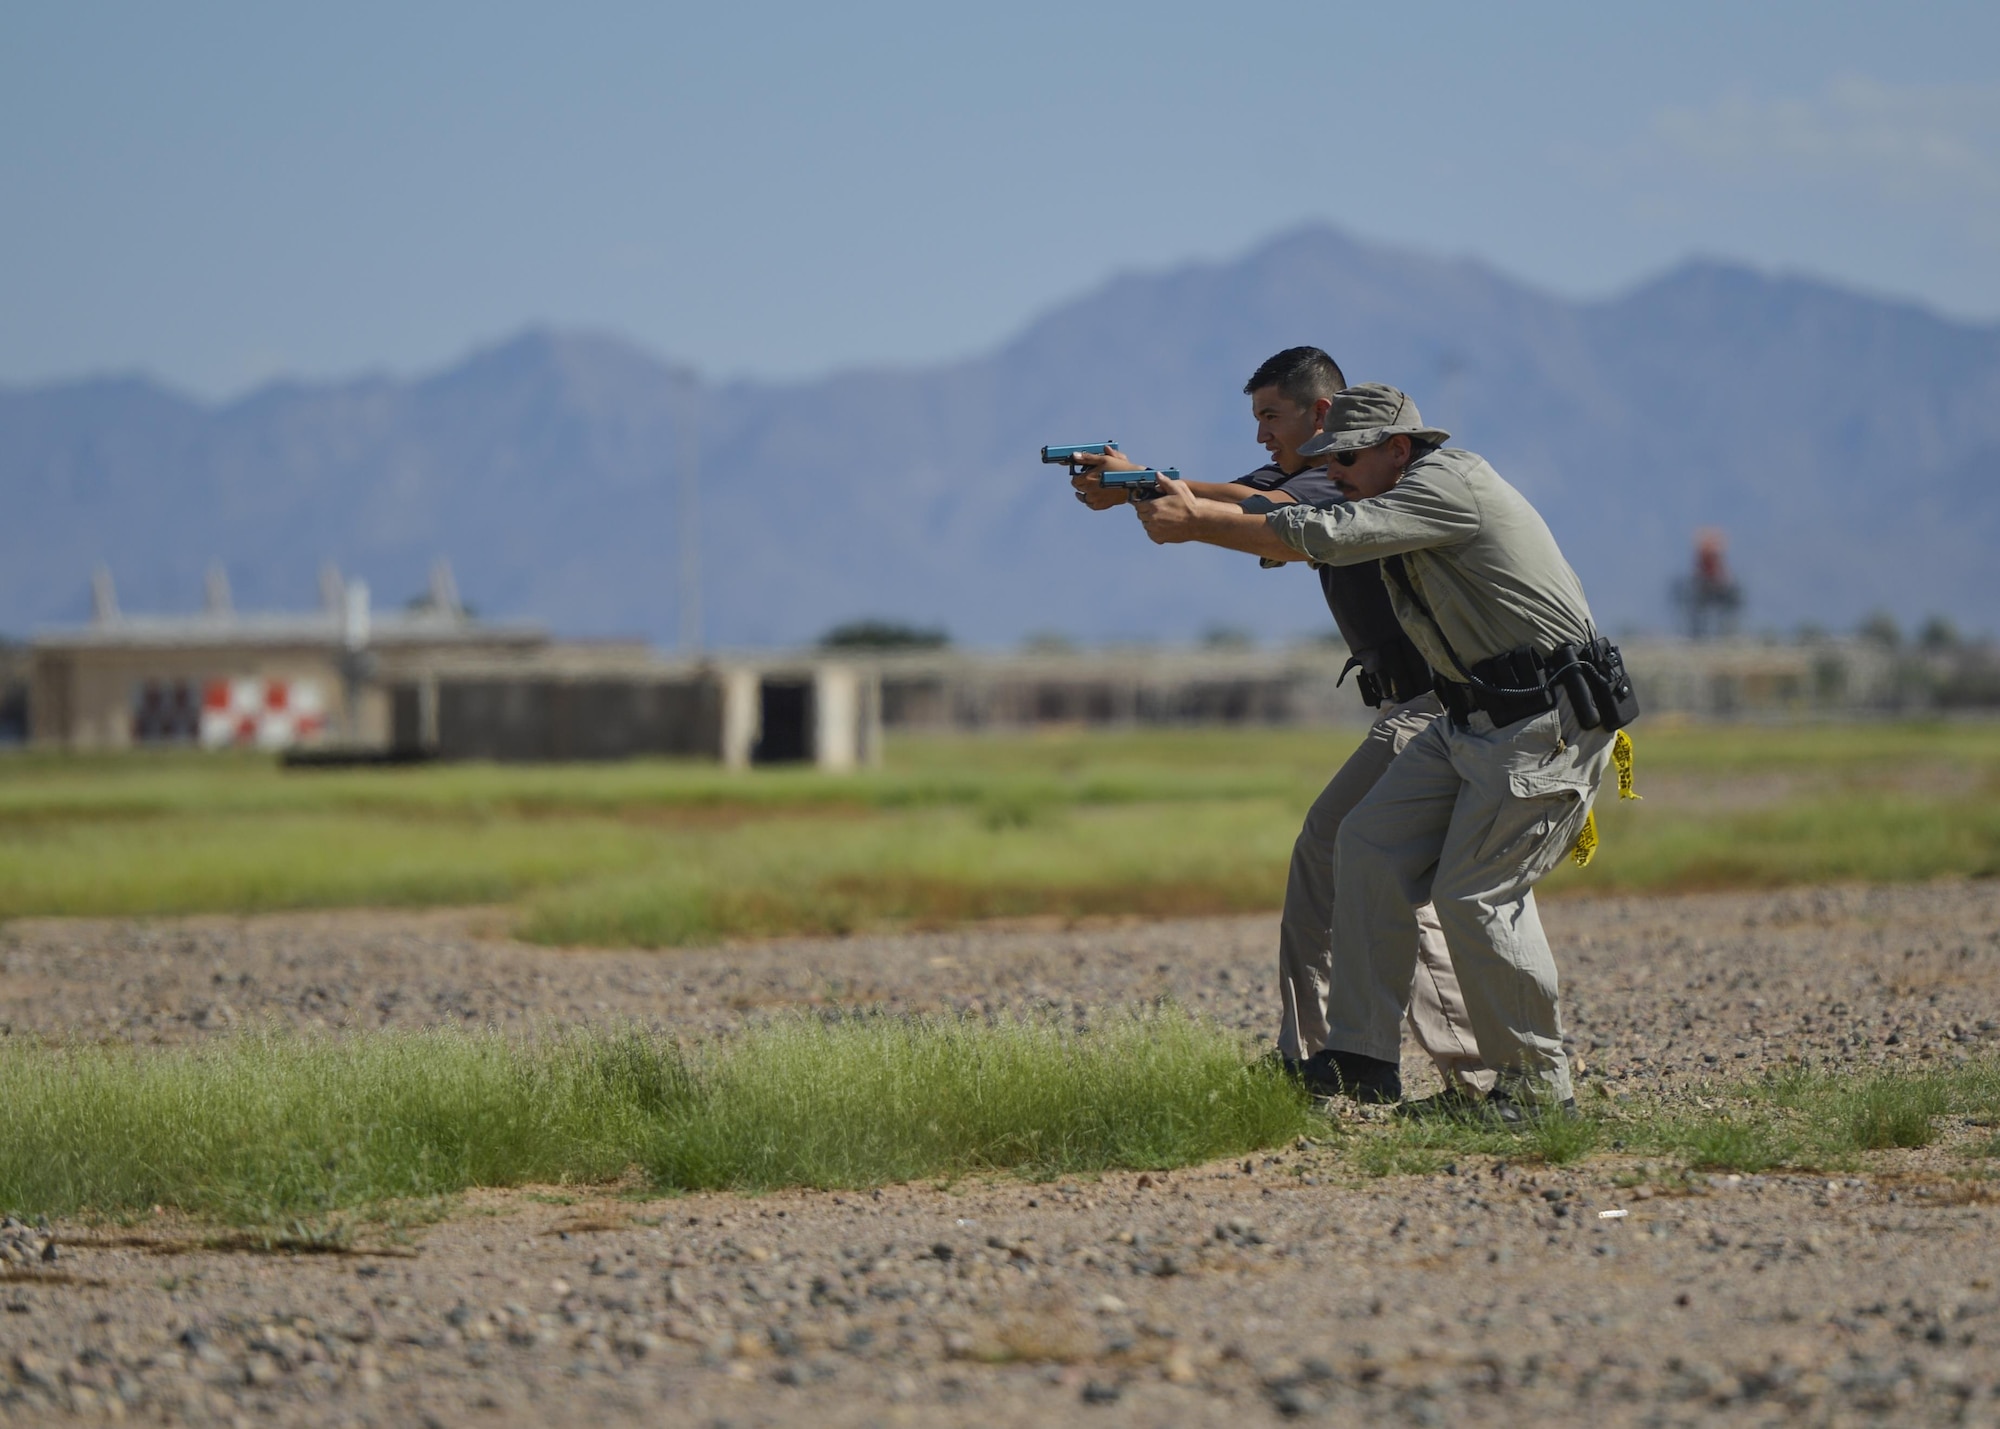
6,225,1999,649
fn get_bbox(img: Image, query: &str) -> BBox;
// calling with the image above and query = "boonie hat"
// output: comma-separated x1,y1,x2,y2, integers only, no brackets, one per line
1297,383,1450,457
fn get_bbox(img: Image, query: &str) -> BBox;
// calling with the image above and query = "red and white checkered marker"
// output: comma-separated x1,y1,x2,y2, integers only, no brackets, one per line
199,678,328,750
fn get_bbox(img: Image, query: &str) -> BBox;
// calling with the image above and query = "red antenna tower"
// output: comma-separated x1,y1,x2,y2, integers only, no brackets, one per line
1673,528,1743,639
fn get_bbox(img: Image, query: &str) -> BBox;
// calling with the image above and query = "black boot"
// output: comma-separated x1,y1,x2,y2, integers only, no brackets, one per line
1299,1049,1401,1104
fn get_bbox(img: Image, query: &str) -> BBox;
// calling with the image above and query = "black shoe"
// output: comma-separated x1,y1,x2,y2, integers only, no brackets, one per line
1300,1049,1402,1104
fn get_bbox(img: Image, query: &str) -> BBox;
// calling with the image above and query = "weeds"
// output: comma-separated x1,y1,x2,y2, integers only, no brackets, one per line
1667,1115,1795,1174
1330,1098,1598,1178
1840,1075,1949,1150
1586,1062,1993,1173
0,1029,657,1223
1758,1064,1954,1160
647,1012,1309,1190
1332,1060,2000,1181
0,1015,1312,1224
5,1024,1992,1225
1525,1109,1602,1165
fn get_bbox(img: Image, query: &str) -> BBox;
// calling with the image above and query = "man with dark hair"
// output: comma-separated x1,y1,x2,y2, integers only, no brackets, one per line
1072,345,1345,513
1128,383,1628,1115
1243,345,1346,417
1069,352,1488,1102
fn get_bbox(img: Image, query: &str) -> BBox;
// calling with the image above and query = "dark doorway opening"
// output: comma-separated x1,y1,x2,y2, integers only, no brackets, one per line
132,679,203,745
753,679,814,764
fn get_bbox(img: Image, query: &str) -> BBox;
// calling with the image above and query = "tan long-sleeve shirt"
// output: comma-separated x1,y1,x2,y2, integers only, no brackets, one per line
1265,447,1597,676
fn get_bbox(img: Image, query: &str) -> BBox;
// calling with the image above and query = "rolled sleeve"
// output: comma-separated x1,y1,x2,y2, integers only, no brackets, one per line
1267,502,1348,561
1264,466,1481,566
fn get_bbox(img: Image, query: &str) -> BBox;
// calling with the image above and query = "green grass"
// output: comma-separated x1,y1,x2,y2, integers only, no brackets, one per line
1664,1115,1795,1174
5,1019,1993,1226
0,1014,1314,1223
648,1011,1311,1191
3,721,1999,941
0,812,661,917
1337,1095,1604,1178
1328,1060,2000,1180
514,800,1294,945
1836,1073,1953,1150
0,731,1333,821
1551,792,2000,894
1662,1061,1993,1168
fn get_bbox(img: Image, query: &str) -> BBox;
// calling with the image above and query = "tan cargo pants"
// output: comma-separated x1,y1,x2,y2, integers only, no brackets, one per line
1275,693,1489,1090
1327,696,1611,1101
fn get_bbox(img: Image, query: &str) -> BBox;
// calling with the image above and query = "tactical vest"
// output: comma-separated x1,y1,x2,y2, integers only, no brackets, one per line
1236,465,1435,709
1318,560,1436,708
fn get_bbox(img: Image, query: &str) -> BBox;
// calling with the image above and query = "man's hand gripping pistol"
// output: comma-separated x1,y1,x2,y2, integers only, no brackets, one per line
1042,441,1177,502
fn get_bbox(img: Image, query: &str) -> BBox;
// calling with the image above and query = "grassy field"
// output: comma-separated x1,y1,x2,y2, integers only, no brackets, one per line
1340,1057,2000,1179
2,720,1997,944
0,1016,1314,1224
0,1015,1991,1227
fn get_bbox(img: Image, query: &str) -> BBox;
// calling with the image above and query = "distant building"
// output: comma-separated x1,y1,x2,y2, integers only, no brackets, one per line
1616,635,1898,719
0,639,27,744
864,638,1910,729
23,564,1973,759
30,561,543,752
870,646,1355,729
25,562,881,769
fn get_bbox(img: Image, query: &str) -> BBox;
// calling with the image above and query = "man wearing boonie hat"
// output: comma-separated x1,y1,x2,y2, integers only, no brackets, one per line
1065,350,1490,1105
1131,383,1637,1115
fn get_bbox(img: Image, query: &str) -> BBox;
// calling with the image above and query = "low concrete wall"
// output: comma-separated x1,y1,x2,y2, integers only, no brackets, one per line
385,661,879,770
389,677,723,762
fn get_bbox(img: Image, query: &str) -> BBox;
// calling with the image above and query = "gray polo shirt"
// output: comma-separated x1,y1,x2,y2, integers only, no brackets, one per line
1264,447,1597,673
1233,460,1344,507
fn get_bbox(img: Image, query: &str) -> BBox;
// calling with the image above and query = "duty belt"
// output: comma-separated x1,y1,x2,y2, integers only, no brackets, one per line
1338,641,1436,709
1435,665,1556,729
1382,557,1641,733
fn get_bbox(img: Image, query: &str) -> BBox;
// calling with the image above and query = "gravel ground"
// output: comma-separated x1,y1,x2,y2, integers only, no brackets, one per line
3,881,2000,1425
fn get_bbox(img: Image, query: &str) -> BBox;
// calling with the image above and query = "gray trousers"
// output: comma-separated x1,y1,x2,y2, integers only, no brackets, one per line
1328,698,1611,1101
1276,693,1488,1089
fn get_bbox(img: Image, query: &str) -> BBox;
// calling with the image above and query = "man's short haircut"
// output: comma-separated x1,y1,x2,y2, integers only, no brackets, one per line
1243,347,1348,408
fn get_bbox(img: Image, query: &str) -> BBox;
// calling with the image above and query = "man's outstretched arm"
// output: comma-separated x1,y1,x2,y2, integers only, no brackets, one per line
1131,475,1306,562
1067,450,1287,512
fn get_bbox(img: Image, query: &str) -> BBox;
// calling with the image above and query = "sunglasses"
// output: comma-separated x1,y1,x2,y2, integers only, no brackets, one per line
1331,438,1396,467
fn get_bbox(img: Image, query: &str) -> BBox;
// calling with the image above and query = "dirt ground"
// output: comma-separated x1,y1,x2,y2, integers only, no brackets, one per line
3,881,2000,1426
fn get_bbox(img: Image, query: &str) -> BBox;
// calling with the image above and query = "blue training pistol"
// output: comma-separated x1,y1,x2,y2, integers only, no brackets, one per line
1098,467,1180,502
1040,441,1120,475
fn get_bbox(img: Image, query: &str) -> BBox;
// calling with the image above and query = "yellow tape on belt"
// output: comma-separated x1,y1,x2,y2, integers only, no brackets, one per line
1612,728,1638,801
1569,730,1639,869
1568,811,1599,868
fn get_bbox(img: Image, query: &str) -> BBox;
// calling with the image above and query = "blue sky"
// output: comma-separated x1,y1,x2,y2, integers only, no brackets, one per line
4,1,1997,398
